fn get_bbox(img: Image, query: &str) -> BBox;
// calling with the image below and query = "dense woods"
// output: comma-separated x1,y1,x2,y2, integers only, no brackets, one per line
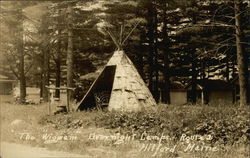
0,0,249,105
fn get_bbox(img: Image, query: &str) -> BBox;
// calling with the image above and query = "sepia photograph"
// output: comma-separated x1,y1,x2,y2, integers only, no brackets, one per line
0,0,249,158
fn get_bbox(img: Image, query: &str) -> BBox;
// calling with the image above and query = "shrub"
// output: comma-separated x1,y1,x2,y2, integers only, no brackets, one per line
38,104,249,146
95,105,250,145
38,111,98,130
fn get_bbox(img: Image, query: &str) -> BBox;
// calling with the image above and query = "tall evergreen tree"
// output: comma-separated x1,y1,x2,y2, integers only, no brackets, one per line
234,0,249,105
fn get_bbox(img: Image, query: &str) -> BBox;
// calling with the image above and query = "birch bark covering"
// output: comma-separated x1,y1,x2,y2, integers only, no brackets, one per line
107,51,156,111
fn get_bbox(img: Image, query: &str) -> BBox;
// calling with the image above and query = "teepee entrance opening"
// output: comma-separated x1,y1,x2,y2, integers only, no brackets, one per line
78,65,116,110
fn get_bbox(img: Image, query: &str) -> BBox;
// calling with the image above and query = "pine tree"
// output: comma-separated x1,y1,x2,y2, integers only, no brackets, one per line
234,0,249,105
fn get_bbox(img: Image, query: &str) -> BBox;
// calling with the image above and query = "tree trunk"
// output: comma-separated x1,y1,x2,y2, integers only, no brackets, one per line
18,33,26,104
42,47,49,102
55,59,61,99
147,3,154,93
39,71,43,99
18,9,26,104
153,5,159,103
201,59,206,80
191,57,197,104
55,30,62,99
190,14,198,104
138,37,144,79
226,59,230,82
234,0,249,106
162,3,171,104
66,5,74,103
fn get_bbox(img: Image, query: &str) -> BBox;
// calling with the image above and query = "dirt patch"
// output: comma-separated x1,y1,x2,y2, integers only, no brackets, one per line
1,142,87,158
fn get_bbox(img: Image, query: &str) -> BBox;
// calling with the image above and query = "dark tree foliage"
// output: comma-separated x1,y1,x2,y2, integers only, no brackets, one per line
1,0,249,105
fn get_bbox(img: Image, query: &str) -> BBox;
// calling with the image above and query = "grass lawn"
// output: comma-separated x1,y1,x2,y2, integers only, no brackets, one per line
0,100,249,158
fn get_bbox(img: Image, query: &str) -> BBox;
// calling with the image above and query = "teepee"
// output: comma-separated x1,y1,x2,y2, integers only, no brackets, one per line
77,23,156,111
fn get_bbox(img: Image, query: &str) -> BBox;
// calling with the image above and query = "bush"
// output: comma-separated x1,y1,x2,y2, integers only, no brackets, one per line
38,111,98,130
38,104,249,146
95,104,250,145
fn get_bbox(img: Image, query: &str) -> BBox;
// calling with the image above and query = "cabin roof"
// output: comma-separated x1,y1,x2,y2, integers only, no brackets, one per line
171,81,186,90
0,75,8,79
0,75,16,82
186,79,232,91
159,81,186,91
80,72,99,81
230,75,250,85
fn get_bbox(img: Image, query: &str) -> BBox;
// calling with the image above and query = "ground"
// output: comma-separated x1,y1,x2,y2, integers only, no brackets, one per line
0,95,249,158
1,142,85,158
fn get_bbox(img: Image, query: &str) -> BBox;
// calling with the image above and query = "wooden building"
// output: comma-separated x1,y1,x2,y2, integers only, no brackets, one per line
170,81,187,105
0,75,16,95
186,79,234,105
0,75,17,102
159,81,188,105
